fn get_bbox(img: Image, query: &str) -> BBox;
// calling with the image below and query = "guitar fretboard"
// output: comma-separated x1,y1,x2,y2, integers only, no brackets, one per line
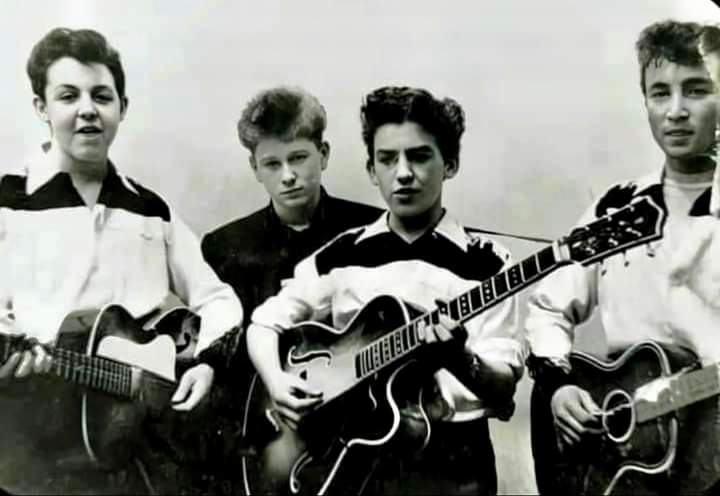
636,364,720,423
51,348,133,398
353,245,559,379
0,341,133,399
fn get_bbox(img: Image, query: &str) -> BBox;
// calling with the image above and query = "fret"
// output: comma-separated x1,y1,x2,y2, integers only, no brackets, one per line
401,325,410,350
469,286,483,312
458,292,471,318
537,246,556,272
82,356,90,388
373,342,380,368
521,256,539,280
449,299,460,321
437,301,448,318
427,311,437,326
507,264,523,289
363,349,370,376
493,272,508,296
408,323,417,348
355,353,362,378
482,279,494,304
394,331,402,356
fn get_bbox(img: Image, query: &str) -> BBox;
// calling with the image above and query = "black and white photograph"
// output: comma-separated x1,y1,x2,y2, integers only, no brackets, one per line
0,0,720,494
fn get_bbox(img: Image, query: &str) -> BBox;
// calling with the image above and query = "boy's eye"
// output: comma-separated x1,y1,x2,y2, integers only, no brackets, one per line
376,153,396,165
407,151,433,163
94,93,114,103
687,87,712,96
289,153,309,164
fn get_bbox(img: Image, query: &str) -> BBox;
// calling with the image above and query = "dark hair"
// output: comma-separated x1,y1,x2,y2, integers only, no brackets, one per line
636,20,705,95
26,27,126,101
360,86,465,165
237,86,327,152
700,24,720,57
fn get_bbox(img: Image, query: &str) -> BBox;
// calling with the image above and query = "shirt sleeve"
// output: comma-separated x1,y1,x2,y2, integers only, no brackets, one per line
165,210,243,356
524,204,600,371
249,251,335,335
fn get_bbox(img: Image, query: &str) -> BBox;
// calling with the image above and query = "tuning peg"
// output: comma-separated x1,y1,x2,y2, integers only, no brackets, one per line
646,243,656,258
622,252,630,267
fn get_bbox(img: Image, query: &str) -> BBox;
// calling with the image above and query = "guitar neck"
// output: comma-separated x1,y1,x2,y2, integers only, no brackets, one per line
635,363,720,423
0,342,133,399
354,244,562,379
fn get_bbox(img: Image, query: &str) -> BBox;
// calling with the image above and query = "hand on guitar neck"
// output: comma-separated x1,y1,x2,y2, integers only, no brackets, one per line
0,343,53,385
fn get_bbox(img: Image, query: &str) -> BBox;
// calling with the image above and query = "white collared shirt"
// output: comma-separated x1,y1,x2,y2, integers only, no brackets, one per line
251,211,525,422
0,150,242,355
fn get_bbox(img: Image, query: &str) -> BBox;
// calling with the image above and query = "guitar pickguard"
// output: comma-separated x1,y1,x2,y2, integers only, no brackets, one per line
96,334,177,382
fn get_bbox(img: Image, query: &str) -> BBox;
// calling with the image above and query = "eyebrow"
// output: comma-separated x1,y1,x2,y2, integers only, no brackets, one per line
682,77,714,86
52,83,114,92
376,145,434,154
648,77,714,90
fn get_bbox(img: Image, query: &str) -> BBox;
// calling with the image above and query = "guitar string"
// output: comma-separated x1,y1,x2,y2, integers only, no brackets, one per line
52,348,131,396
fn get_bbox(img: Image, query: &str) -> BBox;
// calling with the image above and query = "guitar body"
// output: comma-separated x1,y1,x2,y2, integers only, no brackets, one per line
238,196,667,495
0,304,196,492
242,295,435,495
531,341,704,495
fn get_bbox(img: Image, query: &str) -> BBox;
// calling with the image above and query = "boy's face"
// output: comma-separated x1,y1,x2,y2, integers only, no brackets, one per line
251,137,328,212
643,59,717,162
33,57,126,166
367,121,456,221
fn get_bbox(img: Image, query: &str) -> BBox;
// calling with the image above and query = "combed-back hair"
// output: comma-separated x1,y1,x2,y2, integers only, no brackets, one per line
636,20,705,94
237,86,327,152
360,86,465,165
27,27,126,100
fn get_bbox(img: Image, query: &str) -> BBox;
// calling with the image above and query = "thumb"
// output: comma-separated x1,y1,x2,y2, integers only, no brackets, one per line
578,389,601,416
172,370,195,404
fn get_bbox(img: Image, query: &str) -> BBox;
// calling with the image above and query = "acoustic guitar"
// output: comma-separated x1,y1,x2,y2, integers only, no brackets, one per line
241,195,665,495
531,340,720,495
0,303,199,491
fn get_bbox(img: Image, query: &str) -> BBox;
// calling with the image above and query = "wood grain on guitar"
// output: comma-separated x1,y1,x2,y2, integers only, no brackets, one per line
241,195,666,496
0,304,199,493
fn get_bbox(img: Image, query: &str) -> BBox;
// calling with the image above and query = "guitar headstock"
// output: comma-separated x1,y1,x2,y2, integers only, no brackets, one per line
561,195,664,266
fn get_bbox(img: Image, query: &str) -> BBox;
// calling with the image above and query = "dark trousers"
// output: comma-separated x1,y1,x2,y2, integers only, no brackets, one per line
363,417,497,496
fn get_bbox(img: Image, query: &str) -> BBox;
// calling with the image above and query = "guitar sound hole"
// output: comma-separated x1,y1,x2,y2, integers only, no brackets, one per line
602,389,634,443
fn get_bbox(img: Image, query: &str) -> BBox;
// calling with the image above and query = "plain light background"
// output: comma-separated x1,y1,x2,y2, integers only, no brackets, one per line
2,1,719,493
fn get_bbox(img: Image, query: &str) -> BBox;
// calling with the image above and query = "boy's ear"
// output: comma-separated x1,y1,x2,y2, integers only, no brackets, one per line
319,141,330,171
249,155,262,182
444,159,459,179
120,97,129,120
33,96,49,123
366,160,379,185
